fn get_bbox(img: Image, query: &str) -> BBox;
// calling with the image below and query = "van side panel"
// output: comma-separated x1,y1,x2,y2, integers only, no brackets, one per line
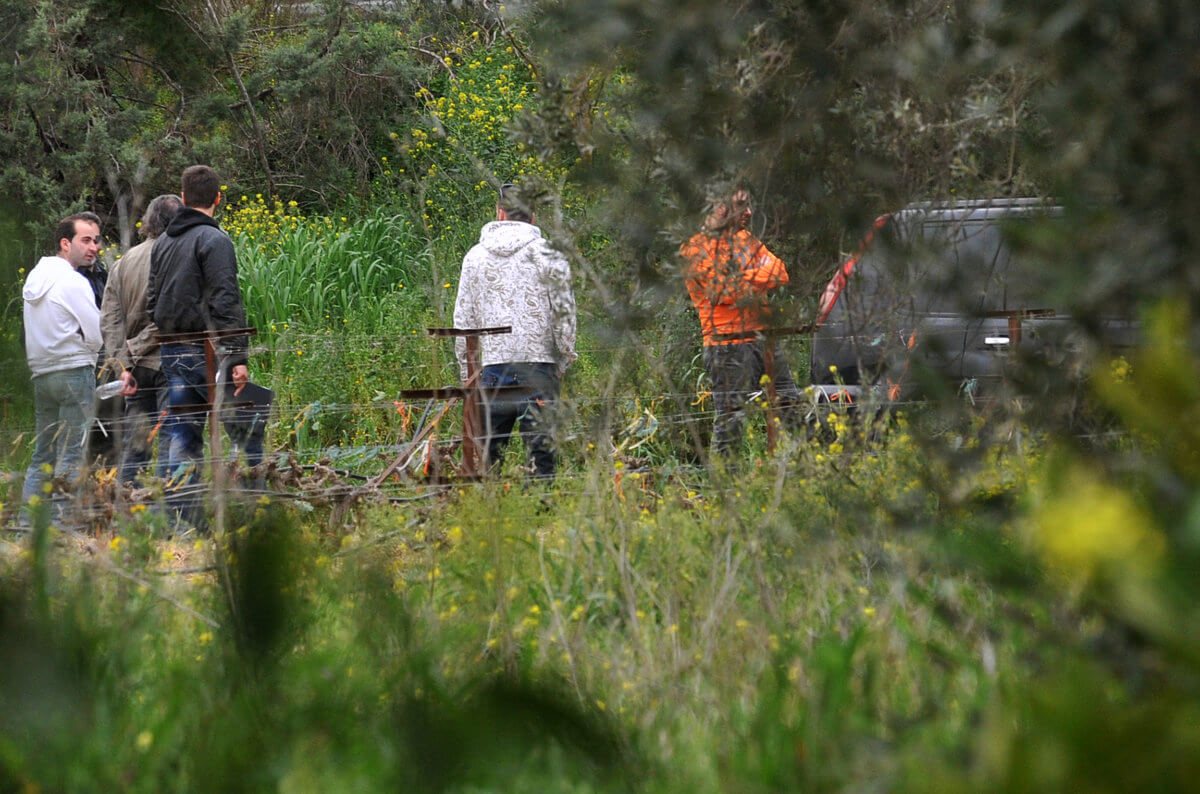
810,200,1071,398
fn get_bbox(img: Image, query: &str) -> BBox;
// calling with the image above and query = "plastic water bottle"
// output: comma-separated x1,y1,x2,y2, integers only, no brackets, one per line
96,380,124,400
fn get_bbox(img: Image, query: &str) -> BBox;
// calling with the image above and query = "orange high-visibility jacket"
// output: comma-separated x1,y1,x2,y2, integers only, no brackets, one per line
681,229,789,346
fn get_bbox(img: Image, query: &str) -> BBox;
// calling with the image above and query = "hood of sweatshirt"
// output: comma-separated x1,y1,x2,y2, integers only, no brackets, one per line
165,206,222,237
23,256,77,303
478,220,543,258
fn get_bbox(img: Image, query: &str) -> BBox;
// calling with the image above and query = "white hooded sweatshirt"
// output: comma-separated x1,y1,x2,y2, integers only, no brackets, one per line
453,220,577,381
23,255,102,377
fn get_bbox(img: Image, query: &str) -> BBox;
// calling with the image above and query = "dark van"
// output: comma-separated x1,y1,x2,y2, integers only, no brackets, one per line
809,198,1136,402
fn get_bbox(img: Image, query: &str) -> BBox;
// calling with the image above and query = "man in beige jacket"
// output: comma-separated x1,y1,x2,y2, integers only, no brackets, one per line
100,194,183,483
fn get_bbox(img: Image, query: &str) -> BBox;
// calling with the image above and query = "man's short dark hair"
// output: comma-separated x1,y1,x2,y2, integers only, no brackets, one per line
498,182,533,223
54,211,102,252
181,165,222,208
139,194,184,240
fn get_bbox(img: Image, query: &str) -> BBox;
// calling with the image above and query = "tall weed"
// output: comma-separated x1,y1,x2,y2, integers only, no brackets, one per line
236,208,430,341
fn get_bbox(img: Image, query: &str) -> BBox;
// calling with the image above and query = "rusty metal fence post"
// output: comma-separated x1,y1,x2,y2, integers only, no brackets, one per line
399,326,512,479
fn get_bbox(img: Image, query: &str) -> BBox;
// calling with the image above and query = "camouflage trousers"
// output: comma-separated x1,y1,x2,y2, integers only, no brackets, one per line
703,340,804,455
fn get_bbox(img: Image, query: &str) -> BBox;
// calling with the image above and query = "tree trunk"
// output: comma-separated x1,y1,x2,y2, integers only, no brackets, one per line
203,0,276,197
105,155,151,251
104,163,131,251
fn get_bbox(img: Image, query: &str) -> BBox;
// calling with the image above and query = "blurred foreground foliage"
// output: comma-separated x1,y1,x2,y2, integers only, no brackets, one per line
0,506,630,793
937,303,1200,793
4,350,1200,790
3,0,1200,790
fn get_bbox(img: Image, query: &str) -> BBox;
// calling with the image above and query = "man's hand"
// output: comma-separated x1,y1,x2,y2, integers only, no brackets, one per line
119,369,138,396
232,364,249,396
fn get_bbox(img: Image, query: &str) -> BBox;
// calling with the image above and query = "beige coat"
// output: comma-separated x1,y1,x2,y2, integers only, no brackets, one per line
100,238,160,376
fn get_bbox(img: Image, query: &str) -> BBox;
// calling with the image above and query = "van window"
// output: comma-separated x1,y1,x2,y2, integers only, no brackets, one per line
910,219,1009,313
830,207,1060,326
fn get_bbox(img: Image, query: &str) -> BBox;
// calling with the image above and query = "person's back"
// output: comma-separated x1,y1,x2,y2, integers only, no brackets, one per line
104,238,157,366
453,182,576,479
143,165,251,530
457,220,575,375
150,206,247,349
101,194,184,483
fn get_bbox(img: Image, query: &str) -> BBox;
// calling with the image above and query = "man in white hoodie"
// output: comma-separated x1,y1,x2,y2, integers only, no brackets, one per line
453,183,576,479
21,214,104,508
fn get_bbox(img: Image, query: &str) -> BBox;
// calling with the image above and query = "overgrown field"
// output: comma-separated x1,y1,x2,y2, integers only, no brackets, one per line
0,417,1099,792
5,359,1200,792
4,190,1200,792
4,10,1200,788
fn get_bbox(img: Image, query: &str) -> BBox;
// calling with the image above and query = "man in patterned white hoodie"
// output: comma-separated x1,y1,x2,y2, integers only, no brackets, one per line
453,183,577,479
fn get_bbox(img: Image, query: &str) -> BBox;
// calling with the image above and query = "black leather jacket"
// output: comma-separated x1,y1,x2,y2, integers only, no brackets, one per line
146,208,248,366
76,262,108,309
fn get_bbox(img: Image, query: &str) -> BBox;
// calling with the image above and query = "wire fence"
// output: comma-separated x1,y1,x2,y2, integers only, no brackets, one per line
2,314,1099,536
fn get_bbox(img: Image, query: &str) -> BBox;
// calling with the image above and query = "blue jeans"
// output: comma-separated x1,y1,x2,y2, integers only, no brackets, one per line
162,344,208,478
162,345,268,522
479,362,561,478
23,366,95,504
162,344,208,523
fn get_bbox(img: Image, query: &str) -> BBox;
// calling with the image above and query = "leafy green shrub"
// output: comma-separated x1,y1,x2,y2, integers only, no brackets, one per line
381,27,569,252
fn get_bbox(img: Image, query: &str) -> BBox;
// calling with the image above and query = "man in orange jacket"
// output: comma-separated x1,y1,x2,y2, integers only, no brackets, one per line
681,188,803,455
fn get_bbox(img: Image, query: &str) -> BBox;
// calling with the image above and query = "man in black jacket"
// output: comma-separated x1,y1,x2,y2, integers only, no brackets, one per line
145,165,249,526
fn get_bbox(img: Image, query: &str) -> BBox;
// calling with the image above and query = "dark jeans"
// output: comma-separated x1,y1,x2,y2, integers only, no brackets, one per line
89,364,121,468
703,340,803,455
162,344,208,524
479,362,561,478
162,344,208,479
162,344,267,525
119,365,169,484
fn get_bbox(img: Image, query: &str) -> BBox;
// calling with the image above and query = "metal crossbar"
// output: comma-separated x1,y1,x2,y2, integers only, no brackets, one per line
395,325,513,478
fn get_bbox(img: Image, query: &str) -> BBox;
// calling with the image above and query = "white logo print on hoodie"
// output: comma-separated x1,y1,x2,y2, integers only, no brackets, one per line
22,255,102,377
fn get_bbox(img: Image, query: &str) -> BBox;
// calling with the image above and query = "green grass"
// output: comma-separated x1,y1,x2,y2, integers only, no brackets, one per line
10,403,1195,793
5,329,1200,792
4,189,1200,794
237,208,433,340
0,423,1036,792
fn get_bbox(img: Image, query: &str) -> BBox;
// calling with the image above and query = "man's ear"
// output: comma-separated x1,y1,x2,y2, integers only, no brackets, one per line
214,192,222,210
496,205,507,221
